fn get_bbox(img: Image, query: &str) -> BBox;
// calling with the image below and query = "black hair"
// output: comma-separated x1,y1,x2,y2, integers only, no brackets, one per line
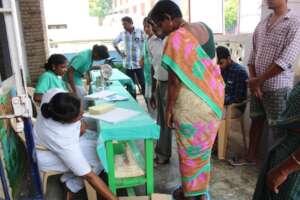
44,54,67,71
121,16,133,24
143,17,152,25
216,46,231,60
149,0,182,24
92,44,109,60
41,93,81,123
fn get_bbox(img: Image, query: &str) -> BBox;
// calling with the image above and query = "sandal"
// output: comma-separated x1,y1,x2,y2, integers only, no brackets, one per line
228,157,256,166
154,157,170,168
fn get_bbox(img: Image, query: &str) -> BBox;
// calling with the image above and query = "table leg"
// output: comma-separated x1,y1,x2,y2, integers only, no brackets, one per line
145,139,154,195
106,140,117,195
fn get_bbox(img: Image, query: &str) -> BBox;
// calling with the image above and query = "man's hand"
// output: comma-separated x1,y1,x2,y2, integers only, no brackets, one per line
248,77,263,98
150,95,156,109
120,52,126,58
253,87,263,99
139,58,144,68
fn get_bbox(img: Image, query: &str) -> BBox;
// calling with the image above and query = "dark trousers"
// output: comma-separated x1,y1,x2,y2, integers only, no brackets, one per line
155,81,172,160
126,68,145,97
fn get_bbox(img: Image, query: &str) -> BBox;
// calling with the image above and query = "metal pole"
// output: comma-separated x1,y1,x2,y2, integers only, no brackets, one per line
23,118,44,199
237,0,241,34
188,0,191,23
0,154,11,200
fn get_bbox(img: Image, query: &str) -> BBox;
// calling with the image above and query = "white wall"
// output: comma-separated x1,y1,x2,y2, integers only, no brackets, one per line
240,0,262,33
261,0,300,18
44,0,90,28
190,0,224,33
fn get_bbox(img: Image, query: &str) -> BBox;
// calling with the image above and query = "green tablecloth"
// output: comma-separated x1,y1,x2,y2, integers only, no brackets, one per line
92,81,160,171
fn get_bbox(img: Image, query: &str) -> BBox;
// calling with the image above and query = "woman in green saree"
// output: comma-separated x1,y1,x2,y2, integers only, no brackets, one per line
253,82,300,200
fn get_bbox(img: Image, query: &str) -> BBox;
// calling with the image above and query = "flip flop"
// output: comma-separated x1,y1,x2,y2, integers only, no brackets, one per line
154,157,170,168
190,192,211,200
228,157,256,166
172,187,211,200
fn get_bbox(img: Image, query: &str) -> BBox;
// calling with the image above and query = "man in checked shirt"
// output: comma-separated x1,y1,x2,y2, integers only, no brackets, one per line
233,0,300,166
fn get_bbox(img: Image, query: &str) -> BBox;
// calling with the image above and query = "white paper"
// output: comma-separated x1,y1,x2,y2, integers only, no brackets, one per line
84,91,115,100
103,95,129,102
83,108,140,124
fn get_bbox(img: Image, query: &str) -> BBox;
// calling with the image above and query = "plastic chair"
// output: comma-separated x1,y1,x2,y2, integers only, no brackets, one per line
41,171,97,200
218,100,248,160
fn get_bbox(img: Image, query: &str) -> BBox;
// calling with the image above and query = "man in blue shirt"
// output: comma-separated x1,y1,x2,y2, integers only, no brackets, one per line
216,46,249,106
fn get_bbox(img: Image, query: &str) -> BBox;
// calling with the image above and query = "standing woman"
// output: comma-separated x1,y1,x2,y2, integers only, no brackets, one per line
252,68,300,199
34,54,68,103
149,1,224,199
140,17,155,108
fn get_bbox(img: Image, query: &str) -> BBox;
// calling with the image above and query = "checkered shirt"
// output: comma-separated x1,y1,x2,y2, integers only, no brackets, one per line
248,10,300,91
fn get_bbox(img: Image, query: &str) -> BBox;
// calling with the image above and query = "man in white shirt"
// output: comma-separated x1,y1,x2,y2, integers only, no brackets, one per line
148,24,172,165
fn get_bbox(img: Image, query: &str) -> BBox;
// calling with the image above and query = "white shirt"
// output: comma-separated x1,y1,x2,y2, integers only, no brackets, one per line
148,35,168,81
34,89,91,176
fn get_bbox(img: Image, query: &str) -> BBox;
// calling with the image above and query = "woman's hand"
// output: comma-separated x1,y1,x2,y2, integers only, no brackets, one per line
80,120,88,135
165,108,173,128
266,165,288,194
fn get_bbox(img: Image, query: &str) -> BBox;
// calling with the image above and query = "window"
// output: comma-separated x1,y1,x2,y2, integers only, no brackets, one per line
48,24,67,30
0,0,13,82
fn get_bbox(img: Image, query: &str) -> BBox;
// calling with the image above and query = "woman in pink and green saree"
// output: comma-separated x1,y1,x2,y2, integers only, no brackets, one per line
149,1,225,199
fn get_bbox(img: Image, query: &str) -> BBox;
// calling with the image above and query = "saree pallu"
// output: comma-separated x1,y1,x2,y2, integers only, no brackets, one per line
173,86,220,196
162,25,225,197
253,83,300,200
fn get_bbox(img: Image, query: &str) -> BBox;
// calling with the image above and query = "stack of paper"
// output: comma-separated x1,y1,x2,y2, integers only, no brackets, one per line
103,95,129,102
84,91,115,100
83,108,140,124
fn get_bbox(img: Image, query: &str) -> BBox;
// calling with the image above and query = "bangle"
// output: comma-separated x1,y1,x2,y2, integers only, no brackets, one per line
291,153,300,166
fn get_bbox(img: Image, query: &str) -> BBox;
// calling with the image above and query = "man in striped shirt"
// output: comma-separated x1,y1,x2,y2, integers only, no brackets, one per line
113,16,145,98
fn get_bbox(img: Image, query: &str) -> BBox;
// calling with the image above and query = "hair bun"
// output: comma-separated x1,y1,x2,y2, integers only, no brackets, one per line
41,103,51,118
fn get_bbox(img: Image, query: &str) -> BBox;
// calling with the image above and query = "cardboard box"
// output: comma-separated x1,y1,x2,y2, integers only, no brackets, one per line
119,193,172,200
151,193,172,200
119,197,149,200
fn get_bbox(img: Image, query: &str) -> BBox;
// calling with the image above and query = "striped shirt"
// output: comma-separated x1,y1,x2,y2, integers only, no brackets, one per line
248,10,300,91
113,28,145,70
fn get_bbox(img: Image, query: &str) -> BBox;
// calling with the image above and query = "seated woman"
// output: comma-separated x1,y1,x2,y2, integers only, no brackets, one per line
34,54,68,103
253,82,300,200
33,89,117,200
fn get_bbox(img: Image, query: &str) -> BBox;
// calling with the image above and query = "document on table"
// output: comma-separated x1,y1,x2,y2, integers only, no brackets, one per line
103,95,129,102
84,91,116,100
83,108,140,124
